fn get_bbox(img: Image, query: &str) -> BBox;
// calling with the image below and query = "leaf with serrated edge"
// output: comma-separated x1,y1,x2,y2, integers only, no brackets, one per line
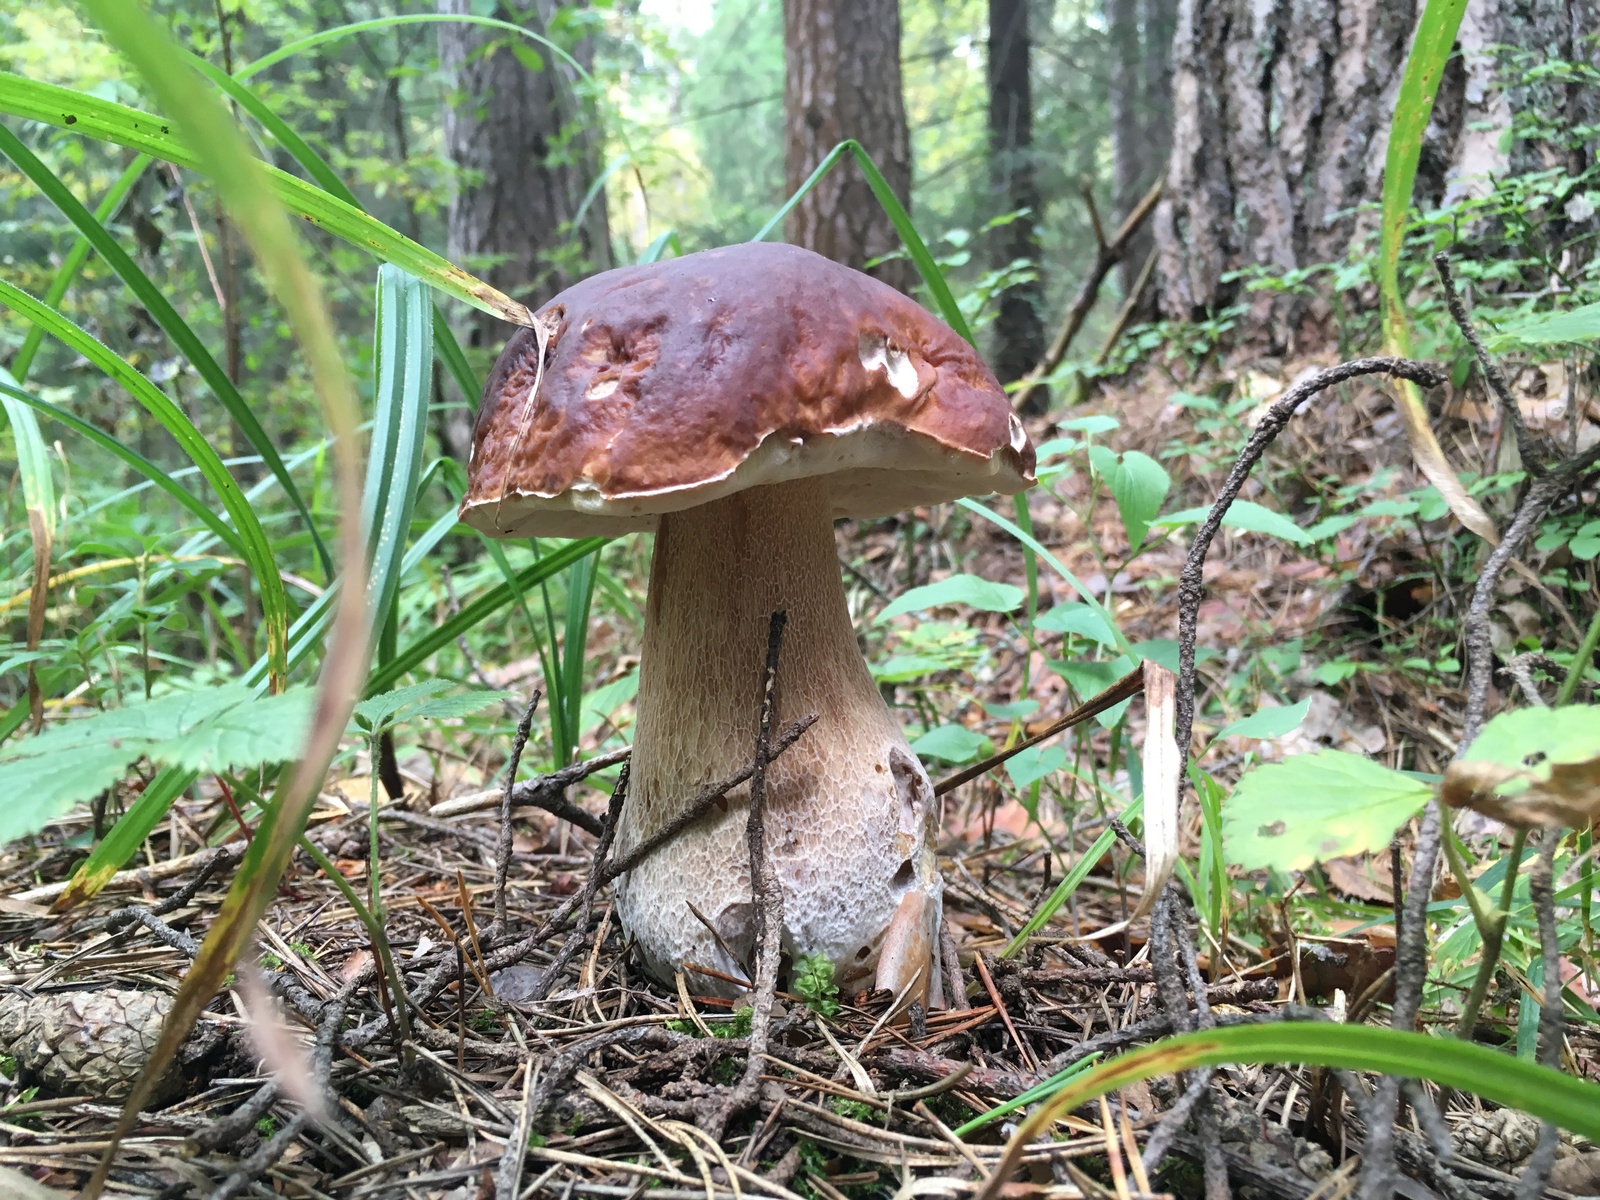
1224,750,1433,872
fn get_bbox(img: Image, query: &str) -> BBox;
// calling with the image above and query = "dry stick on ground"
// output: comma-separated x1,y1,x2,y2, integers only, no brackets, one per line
711,610,790,1140
203,995,347,1200
1168,357,1449,1195
493,688,542,937
1515,832,1564,1200
526,765,629,1005
1009,178,1164,413
339,713,816,1051
1365,348,1598,1195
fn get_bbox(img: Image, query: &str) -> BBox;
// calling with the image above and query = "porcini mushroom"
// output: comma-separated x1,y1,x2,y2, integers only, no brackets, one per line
461,242,1034,1007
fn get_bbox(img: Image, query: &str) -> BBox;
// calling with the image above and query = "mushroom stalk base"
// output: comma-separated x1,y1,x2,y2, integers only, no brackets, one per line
613,478,943,1004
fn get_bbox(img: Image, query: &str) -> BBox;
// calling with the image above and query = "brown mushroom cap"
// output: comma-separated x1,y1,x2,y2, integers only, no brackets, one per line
460,242,1035,538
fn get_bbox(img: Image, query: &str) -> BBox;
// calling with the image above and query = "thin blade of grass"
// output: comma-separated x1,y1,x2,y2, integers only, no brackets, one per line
1378,0,1496,544
367,537,608,695
10,151,149,382
0,71,531,326
0,122,333,577
0,365,56,730
1000,799,1143,958
0,278,290,689
364,267,432,630
72,3,369,1192
0,378,243,555
978,1022,1600,1198
179,57,480,401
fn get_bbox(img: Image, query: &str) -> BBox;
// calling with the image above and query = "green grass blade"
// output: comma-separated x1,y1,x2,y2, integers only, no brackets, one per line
0,71,530,327
238,14,591,88
0,279,290,687
750,139,971,344
70,4,371,1188
0,122,333,578
10,151,149,382
1001,799,1142,959
364,267,432,631
176,57,483,403
559,552,599,765
981,1022,1600,1195
0,378,242,554
1375,0,1495,543
367,538,608,695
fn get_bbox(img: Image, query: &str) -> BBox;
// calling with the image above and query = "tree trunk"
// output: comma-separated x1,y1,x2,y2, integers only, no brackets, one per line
1153,0,1582,347
438,0,611,458
988,0,1047,406
783,0,915,294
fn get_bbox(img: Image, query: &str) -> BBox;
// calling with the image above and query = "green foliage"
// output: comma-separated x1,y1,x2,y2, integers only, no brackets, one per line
1223,751,1434,873
352,681,511,737
1089,446,1170,549
1155,500,1313,546
875,574,1024,622
1212,699,1311,744
791,952,840,1018
0,684,316,845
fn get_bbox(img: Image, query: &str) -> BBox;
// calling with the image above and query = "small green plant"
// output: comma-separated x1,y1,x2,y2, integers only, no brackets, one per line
792,952,840,1017
826,1097,878,1123
255,1116,278,1138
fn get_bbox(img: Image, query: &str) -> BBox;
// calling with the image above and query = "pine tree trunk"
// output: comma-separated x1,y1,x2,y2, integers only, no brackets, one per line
438,0,610,457
988,0,1046,402
783,0,915,294
1152,0,1574,346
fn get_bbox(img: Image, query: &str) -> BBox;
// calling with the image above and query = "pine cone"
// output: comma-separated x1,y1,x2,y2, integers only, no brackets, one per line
0,988,184,1103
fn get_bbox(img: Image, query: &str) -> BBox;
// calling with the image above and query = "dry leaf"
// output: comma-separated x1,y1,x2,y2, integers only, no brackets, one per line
1441,755,1600,829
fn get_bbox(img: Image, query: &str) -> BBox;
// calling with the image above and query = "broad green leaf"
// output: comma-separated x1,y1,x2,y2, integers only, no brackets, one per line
1214,698,1312,743
1224,750,1433,872
1050,656,1138,729
1034,602,1119,646
869,654,953,683
1107,450,1170,548
957,499,1132,657
1487,302,1600,351
1060,415,1119,435
582,668,640,732
1463,706,1600,784
1157,500,1313,545
911,724,993,764
1006,744,1068,788
0,686,316,845
877,574,1025,622
984,699,1039,721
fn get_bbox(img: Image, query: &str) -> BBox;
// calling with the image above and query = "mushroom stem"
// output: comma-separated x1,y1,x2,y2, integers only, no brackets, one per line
615,477,942,1002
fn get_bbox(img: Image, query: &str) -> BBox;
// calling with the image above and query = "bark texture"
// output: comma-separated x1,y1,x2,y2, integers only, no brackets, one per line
1154,0,1589,343
988,0,1047,401
784,0,915,293
438,0,610,456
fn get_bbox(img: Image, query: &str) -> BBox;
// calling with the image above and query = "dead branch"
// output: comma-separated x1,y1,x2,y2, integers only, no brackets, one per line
1010,178,1164,413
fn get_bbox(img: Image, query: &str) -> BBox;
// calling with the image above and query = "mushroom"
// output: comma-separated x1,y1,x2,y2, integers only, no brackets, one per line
460,242,1034,1007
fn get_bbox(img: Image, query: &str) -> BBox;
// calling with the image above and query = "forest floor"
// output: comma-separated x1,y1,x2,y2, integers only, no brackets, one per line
2,355,1599,1200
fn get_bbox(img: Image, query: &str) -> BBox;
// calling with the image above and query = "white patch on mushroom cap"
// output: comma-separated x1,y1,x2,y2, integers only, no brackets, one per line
586,377,620,401
858,332,921,399
1008,411,1027,454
